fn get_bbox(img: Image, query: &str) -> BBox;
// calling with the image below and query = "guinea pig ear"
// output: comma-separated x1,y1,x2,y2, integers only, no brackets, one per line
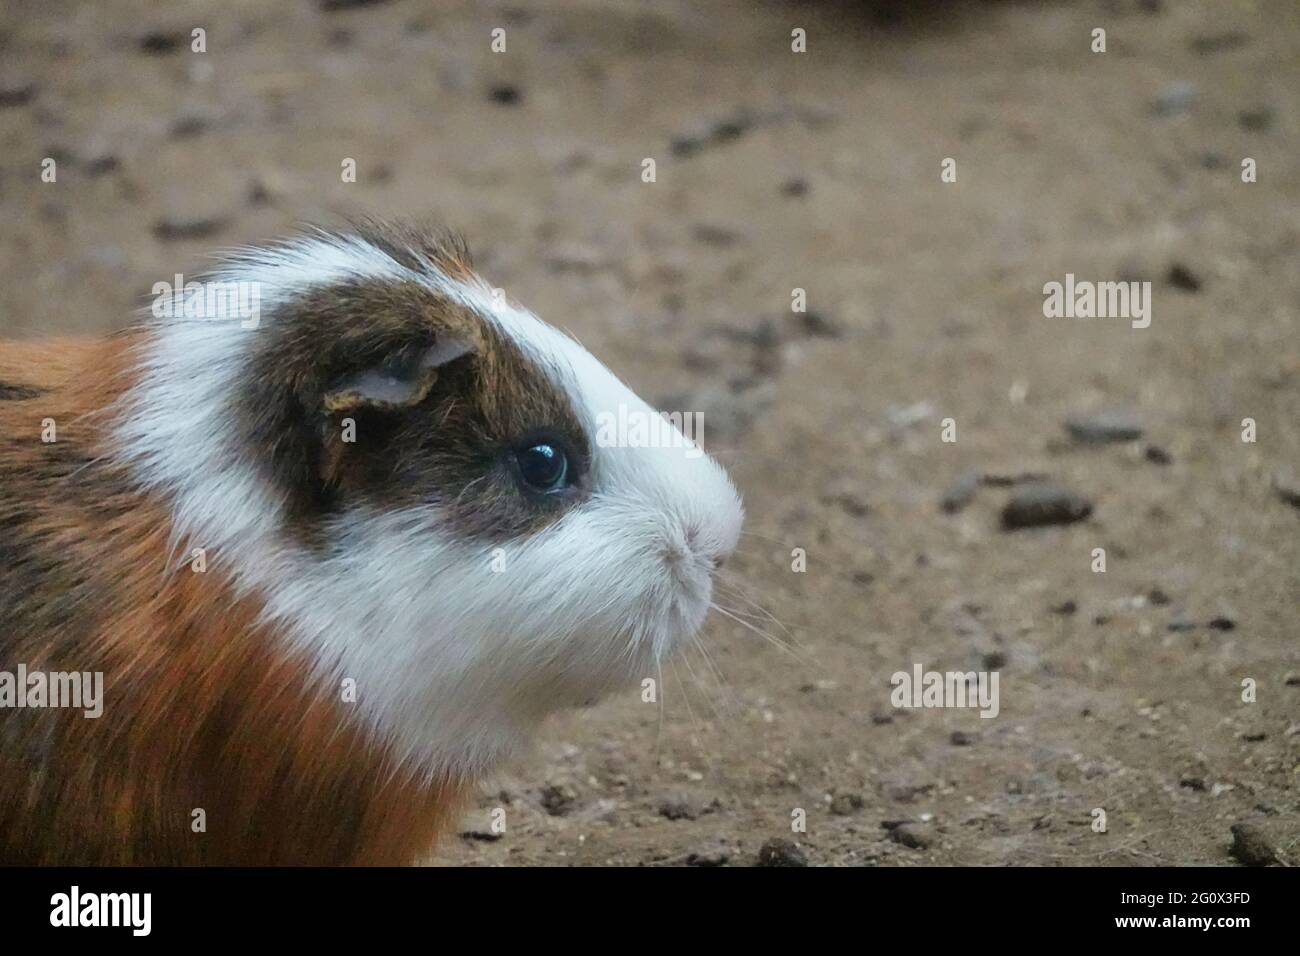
322,336,475,414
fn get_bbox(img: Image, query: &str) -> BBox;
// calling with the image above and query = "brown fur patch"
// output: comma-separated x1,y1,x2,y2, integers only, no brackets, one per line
236,266,590,540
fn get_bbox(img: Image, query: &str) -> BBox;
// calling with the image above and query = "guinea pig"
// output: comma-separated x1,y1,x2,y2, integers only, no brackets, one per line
0,221,744,865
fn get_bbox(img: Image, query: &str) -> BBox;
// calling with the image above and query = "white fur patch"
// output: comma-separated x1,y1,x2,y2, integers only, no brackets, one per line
111,230,744,780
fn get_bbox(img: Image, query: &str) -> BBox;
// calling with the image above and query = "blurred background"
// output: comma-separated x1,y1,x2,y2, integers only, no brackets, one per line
1,0,1296,865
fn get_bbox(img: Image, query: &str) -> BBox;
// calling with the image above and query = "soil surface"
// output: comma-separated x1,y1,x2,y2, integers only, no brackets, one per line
1,0,1296,865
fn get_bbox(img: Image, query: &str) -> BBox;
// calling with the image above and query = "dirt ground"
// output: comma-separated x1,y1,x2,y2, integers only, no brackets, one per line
1,0,1296,866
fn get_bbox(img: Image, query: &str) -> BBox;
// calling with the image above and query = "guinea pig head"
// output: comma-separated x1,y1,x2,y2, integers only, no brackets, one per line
114,223,744,778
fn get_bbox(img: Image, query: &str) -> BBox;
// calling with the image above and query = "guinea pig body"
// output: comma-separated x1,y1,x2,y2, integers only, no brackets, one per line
0,223,743,864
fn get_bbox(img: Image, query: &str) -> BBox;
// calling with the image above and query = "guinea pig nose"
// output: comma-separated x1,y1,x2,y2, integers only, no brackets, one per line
686,525,732,570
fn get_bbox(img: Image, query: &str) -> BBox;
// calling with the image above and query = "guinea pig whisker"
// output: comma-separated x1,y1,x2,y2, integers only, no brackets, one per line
713,605,794,654
713,586,798,655
709,602,809,663
708,596,772,631
688,634,745,723
714,577,794,641
676,650,721,723
653,657,666,765
690,633,727,689
736,528,793,545
667,657,703,736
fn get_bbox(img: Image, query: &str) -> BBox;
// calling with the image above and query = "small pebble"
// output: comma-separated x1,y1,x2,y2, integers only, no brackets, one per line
538,783,577,817
1001,483,1093,530
756,838,807,867
138,31,183,55
671,111,756,158
657,796,697,821
889,824,932,850
691,223,739,246
1229,823,1278,866
669,135,705,158
1065,411,1144,444
152,216,228,241
488,84,521,105
0,81,36,108
1167,263,1203,292
1151,82,1197,117
829,793,864,816
708,114,753,143
169,114,209,139
1238,107,1275,132
940,470,981,514
792,310,843,339
83,155,120,177
247,180,273,206
981,471,1050,487
319,0,395,11
821,479,869,518
459,827,503,842
686,845,730,867
982,651,1007,669
1189,32,1250,55
1272,471,1300,509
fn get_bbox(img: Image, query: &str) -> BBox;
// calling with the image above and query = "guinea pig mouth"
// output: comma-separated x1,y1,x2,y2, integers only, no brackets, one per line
661,569,716,652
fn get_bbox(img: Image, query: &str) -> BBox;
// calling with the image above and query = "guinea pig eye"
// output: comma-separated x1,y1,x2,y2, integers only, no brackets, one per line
514,441,571,493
